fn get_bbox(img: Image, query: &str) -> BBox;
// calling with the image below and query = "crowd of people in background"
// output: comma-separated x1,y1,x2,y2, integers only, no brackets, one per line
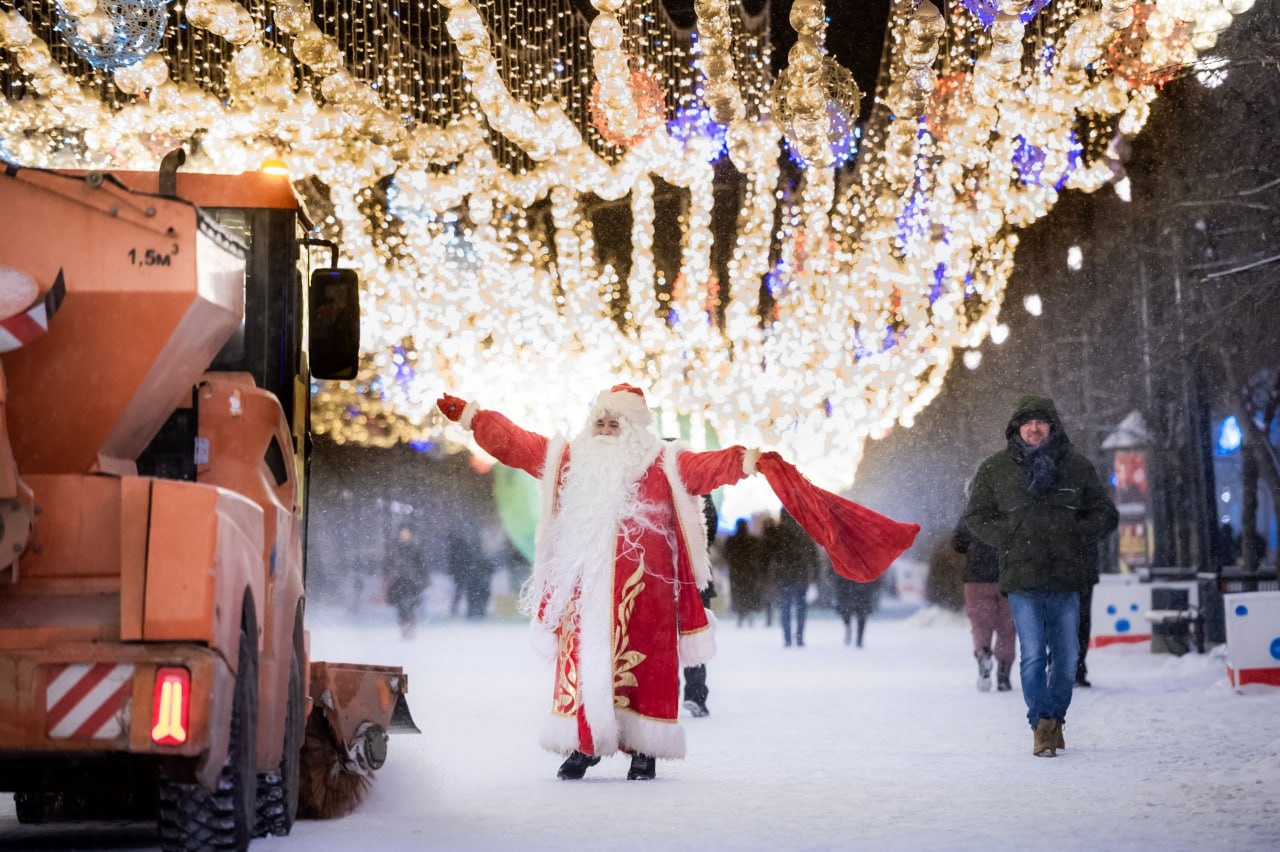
717,511,883,649
308,500,513,633
319,498,895,651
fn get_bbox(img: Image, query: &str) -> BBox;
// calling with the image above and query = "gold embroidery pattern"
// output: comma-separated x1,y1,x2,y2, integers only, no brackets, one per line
552,605,579,715
612,562,647,708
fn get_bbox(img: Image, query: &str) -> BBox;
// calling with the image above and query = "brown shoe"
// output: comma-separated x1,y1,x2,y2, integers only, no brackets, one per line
1033,718,1057,757
1054,719,1065,750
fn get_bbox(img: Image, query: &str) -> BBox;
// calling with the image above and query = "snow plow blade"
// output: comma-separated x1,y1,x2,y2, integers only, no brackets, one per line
389,690,421,733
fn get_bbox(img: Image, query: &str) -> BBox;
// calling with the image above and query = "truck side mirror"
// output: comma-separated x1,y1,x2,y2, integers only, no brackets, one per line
309,268,360,380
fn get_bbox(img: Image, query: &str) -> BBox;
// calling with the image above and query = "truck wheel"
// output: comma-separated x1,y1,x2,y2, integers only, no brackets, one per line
254,649,302,837
157,616,258,851
13,791,49,824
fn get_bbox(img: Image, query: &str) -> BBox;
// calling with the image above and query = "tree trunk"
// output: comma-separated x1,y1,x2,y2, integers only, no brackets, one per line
1241,441,1260,572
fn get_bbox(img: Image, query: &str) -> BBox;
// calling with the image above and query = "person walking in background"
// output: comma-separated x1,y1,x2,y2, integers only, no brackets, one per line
833,572,878,648
448,526,494,619
448,539,467,618
953,513,1015,691
383,524,430,639
769,510,818,648
682,495,720,718
965,395,1118,757
724,519,768,627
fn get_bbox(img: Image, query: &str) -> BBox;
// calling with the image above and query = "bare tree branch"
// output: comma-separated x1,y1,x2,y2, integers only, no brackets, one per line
1171,198,1273,212
1238,176,1280,197
1203,252,1280,280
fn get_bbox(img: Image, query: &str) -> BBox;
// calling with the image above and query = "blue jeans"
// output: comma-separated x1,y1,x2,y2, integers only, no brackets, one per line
1008,591,1080,728
778,583,807,646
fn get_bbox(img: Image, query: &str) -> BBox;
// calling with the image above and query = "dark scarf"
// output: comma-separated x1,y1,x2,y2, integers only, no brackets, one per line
1011,431,1067,498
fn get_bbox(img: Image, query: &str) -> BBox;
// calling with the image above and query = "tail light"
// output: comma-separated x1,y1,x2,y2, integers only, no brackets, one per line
151,667,191,746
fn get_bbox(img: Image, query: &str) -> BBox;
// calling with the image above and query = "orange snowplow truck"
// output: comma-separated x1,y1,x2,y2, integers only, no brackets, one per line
0,153,416,851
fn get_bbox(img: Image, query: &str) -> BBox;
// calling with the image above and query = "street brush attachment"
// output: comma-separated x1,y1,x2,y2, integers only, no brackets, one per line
298,710,374,820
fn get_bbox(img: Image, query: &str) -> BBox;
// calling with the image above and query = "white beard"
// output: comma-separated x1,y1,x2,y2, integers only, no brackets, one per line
518,420,662,628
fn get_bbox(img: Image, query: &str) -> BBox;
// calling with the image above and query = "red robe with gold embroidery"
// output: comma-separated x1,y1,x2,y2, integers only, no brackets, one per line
470,408,750,759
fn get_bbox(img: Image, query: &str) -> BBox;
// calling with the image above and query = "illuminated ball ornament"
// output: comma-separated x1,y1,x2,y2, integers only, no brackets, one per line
925,72,972,141
0,11,36,48
1106,3,1193,88
76,11,117,48
588,66,666,147
272,0,313,35
789,0,827,35
55,0,170,71
62,0,100,18
770,56,861,167
112,50,167,95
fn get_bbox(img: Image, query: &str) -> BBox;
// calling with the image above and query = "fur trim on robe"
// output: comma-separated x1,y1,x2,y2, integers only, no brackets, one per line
540,707,688,760
660,442,713,592
679,608,717,666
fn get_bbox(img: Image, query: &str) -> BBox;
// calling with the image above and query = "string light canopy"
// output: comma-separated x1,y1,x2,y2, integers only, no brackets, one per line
0,0,1254,489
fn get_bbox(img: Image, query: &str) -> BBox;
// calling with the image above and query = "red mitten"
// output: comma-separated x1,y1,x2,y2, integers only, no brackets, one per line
437,394,468,421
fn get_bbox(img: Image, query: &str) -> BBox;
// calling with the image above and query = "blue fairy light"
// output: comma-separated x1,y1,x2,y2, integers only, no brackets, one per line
1054,132,1083,190
894,191,930,253
667,105,727,162
960,0,1052,28
930,263,947,304
1013,135,1048,186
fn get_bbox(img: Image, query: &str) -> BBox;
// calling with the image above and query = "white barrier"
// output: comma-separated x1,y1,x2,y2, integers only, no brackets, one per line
1222,590,1280,688
1090,574,1152,648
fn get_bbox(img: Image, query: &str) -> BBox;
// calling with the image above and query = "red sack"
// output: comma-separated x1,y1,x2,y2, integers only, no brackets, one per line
757,451,920,582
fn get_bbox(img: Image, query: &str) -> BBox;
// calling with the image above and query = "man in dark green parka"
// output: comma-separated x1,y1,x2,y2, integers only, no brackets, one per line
965,394,1118,757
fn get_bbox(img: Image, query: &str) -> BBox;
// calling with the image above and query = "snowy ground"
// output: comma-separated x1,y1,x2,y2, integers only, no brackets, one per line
3,602,1279,851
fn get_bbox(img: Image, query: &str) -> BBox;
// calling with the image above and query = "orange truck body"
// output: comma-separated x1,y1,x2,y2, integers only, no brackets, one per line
0,162,412,847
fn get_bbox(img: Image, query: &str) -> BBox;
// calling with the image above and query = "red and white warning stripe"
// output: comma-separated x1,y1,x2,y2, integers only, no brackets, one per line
0,268,66,354
45,662,134,740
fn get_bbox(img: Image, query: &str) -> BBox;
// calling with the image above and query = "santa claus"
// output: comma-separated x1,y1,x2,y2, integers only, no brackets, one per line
437,383,919,781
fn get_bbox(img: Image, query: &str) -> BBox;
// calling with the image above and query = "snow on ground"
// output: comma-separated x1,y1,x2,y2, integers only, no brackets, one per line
282,603,1280,852
4,603,1279,851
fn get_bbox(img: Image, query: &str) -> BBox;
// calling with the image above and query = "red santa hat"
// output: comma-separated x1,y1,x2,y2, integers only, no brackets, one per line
591,382,653,428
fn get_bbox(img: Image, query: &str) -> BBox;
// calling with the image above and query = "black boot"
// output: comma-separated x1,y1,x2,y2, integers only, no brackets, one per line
556,750,601,780
626,752,656,781
996,662,1012,691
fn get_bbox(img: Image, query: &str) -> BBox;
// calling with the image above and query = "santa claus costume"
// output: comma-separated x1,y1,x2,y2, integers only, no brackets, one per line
438,383,920,780
442,385,753,779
